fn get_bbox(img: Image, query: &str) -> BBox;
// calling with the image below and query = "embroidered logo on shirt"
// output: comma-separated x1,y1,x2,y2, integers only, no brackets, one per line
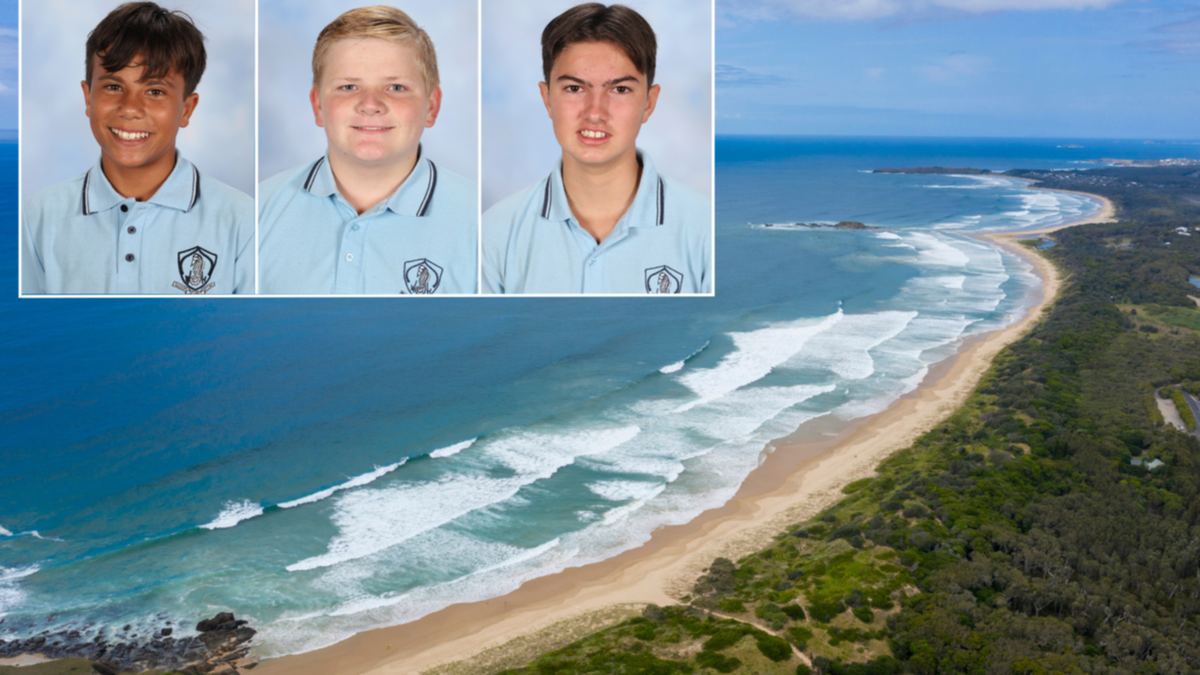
402,258,443,295
172,246,218,294
645,265,684,294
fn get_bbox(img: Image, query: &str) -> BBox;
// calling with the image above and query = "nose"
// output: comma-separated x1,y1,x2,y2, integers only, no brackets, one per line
356,88,386,115
117,89,145,118
583,90,608,121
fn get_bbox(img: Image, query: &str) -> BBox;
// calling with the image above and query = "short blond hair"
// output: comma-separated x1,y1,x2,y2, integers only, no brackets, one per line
312,5,440,93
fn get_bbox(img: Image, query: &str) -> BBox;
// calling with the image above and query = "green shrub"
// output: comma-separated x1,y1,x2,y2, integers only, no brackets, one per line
696,651,743,673
782,604,806,620
718,598,747,613
755,634,793,662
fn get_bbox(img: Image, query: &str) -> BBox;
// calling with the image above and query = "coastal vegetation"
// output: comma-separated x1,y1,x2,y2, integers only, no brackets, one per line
499,168,1200,675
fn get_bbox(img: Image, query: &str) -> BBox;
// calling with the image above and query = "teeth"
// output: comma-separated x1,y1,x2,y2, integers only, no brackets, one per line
111,128,150,141
580,130,608,139
356,127,390,131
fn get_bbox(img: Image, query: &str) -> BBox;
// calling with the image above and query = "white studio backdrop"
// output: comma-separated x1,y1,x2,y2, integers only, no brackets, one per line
481,0,712,211
22,0,256,200
259,0,478,186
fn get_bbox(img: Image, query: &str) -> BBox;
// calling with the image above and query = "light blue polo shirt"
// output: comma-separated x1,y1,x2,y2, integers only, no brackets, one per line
482,151,711,295
258,152,478,295
21,154,254,295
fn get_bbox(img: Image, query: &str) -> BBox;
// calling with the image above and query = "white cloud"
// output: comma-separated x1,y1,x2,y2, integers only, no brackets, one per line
720,0,1124,21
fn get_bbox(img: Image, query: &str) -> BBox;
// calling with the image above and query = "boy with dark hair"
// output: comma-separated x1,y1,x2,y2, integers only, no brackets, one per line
482,3,711,295
21,2,254,295
257,5,478,295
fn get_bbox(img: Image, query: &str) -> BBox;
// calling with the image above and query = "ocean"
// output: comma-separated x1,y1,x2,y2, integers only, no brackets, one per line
3,137,1198,657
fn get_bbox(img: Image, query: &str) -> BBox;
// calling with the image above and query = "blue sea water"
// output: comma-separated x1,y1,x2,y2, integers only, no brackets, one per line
3,137,1199,656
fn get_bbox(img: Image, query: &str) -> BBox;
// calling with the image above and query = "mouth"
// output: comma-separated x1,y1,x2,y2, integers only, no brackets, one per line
352,126,395,133
110,127,151,142
577,129,610,145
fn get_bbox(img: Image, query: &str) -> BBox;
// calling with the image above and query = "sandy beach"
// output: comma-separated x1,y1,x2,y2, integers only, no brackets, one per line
254,191,1116,675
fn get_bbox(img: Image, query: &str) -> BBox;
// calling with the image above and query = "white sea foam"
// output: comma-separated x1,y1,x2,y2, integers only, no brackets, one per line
660,361,685,374
907,232,971,268
429,438,476,459
781,310,918,381
587,480,666,502
0,566,39,617
0,525,11,537
279,460,409,509
675,311,843,411
286,426,640,573
874,232,901,240
200,500,264,530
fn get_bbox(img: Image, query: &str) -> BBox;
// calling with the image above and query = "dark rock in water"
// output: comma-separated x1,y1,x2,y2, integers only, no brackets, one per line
122,624,131,631
197,612,236,632
161,627,174,637
834,221,868,229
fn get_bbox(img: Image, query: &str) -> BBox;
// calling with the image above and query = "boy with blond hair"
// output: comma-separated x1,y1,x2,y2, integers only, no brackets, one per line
258,5,477,295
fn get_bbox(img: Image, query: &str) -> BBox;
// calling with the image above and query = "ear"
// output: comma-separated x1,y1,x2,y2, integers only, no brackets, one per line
424,86,442,128
310,86,325,127
539,81,552,118
81,80,92,118
642,84,660,124
179,92,199,128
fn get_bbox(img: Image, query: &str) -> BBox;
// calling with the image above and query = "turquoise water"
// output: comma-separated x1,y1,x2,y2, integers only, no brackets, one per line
1190,276,1199,289
4,137,1196,657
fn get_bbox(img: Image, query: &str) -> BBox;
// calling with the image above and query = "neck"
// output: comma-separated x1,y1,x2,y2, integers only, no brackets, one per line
561,149,641,244
101,152,176,202
327,149,420,215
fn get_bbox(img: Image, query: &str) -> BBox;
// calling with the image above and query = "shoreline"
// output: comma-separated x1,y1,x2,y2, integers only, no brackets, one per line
254,189,1117,675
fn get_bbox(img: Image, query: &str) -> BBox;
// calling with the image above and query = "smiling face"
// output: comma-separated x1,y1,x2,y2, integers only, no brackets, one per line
82,54,198,186
540,40,659,174
311,37,441,172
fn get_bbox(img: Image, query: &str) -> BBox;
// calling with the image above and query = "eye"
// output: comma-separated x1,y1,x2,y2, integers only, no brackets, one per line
565,85,582,93
613,86,632,94
339,84,357,91
104,84,122,92
147,88,166,96
388,84,406,92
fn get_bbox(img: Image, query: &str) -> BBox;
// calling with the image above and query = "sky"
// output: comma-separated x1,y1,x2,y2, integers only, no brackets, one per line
716,0,1200,139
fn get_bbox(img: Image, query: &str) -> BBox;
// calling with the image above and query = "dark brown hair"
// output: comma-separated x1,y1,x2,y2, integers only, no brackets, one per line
541,4,657,87
85,2,207,97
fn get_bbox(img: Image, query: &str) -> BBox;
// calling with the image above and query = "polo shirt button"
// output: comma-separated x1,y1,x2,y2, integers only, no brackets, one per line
346,253,354,262
588,259,596,266
127,226,136,234
120,204,128,212
351,224,360,231
125,253,135,262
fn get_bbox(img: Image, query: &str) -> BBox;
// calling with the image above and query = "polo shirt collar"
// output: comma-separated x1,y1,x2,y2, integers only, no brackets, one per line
83,152,200,216
540,149,665,228
304,145,439,218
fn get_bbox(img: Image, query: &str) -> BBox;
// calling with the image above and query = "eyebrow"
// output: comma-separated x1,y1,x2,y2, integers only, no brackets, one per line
97,72,177,90
555,74,641,88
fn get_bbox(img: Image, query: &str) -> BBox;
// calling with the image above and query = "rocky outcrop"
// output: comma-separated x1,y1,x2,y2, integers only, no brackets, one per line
0,611,258,674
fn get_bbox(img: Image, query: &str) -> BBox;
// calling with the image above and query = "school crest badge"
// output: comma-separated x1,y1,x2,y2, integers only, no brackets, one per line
403,258,443,295
644,265,684,294
172,246,218,294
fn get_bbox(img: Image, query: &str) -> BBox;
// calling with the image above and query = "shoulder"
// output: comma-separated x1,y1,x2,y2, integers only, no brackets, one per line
660,175,711,224
424,160,478,223
426,160,476,196
259,162,318,206
24,170,89,221
482,178,547,235
195,169,254,211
